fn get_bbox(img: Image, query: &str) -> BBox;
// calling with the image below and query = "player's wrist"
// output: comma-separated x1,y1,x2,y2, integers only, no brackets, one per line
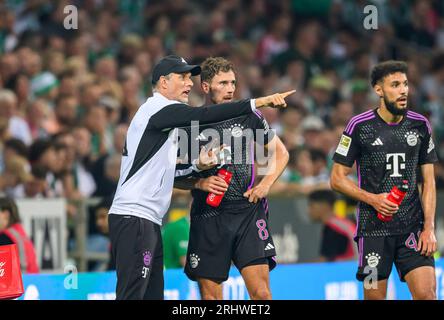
258,180,273,189
423,222,435,231
364,192,377,208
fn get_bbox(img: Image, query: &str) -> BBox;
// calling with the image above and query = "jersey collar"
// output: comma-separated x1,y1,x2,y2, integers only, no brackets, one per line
374,107,407,127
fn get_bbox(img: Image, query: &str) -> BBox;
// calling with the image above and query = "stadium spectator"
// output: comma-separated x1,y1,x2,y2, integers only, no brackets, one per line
28,138,64,197
22,165,49,198
26,98,53,139
1,155,32,198
256,13,291,65
307,190,357,262
301,115,326,150
90,196,115,271
93,154,120,198
54,95,79,133
0,196,39,273
91,123,127,196
162,213,189,270
0,89,32,145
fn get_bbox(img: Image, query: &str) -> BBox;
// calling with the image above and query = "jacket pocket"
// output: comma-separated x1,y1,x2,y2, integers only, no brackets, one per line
152,169,166,197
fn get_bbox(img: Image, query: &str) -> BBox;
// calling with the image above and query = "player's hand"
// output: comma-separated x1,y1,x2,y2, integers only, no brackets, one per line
196,176,228,195
243,184,270,203
370,193,399,217
196,144,226,171
256,90,296,109
418,228,437,256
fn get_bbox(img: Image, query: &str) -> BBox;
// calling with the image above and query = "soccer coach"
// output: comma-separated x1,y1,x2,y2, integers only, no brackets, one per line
108,55,295,300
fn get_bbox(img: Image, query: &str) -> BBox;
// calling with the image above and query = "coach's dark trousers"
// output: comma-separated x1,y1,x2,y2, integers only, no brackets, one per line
108,214,164,300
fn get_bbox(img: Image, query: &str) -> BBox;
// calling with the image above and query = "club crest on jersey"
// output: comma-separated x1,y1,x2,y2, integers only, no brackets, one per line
405,131,419,147
366,252,381,268
189,254,200,269
230,124,245,137
143,251,152,267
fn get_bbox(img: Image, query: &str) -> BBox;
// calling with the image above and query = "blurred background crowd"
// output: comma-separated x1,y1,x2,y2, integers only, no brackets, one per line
1,0,444,269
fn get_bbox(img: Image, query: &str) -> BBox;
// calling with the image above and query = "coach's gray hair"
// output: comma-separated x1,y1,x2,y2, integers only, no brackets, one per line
153,73,172,92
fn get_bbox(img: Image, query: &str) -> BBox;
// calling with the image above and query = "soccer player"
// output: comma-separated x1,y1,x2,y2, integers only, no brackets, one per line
175,57,289,300
108,55,294,300
330,60,438,300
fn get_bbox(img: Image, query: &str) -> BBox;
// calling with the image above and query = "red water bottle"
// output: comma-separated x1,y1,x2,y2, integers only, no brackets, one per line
377,180,408,222
206,165,233,207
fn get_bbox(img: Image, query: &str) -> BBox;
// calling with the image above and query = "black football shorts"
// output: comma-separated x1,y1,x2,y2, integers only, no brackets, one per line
356,227,435,282
185,200,277,282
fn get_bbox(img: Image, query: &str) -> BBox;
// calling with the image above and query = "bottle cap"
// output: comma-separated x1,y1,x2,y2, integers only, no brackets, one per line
400,180,408,191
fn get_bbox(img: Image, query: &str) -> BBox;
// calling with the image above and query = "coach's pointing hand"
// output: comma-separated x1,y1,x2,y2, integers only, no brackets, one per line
255,90,296,109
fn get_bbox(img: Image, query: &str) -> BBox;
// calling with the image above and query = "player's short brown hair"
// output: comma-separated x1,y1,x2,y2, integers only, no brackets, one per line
370,60,408,87
200,57,235,83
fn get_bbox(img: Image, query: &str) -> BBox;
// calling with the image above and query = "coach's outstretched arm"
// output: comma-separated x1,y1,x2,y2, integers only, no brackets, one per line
330,162,399,218
148,90,296,130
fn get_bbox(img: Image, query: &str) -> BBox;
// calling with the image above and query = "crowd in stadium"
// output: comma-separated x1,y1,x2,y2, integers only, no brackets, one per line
1,0,444,270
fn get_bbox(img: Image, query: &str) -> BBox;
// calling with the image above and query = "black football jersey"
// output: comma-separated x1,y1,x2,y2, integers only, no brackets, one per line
333,109,438,238
176,110,275,217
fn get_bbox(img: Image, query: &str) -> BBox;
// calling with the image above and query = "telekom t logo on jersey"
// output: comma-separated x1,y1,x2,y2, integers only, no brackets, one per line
386,153,406,177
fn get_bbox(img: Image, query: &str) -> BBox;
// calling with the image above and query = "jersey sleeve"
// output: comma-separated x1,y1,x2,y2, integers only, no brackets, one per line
148,99,256,130
332,124,361,167
251,110,275,145
418,124,439,165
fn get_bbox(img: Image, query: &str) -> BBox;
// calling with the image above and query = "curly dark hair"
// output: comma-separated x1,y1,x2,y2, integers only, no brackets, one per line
370,60,408,87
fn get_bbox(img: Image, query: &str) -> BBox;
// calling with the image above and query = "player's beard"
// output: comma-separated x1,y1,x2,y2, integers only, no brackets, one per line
383,95,407,116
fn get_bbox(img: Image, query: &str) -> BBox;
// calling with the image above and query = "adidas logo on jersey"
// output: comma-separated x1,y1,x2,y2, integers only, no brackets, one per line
371,138,383,146
265,243,275,251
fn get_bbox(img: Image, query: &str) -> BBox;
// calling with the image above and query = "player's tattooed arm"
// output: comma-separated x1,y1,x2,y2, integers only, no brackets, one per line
330,162,399,217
